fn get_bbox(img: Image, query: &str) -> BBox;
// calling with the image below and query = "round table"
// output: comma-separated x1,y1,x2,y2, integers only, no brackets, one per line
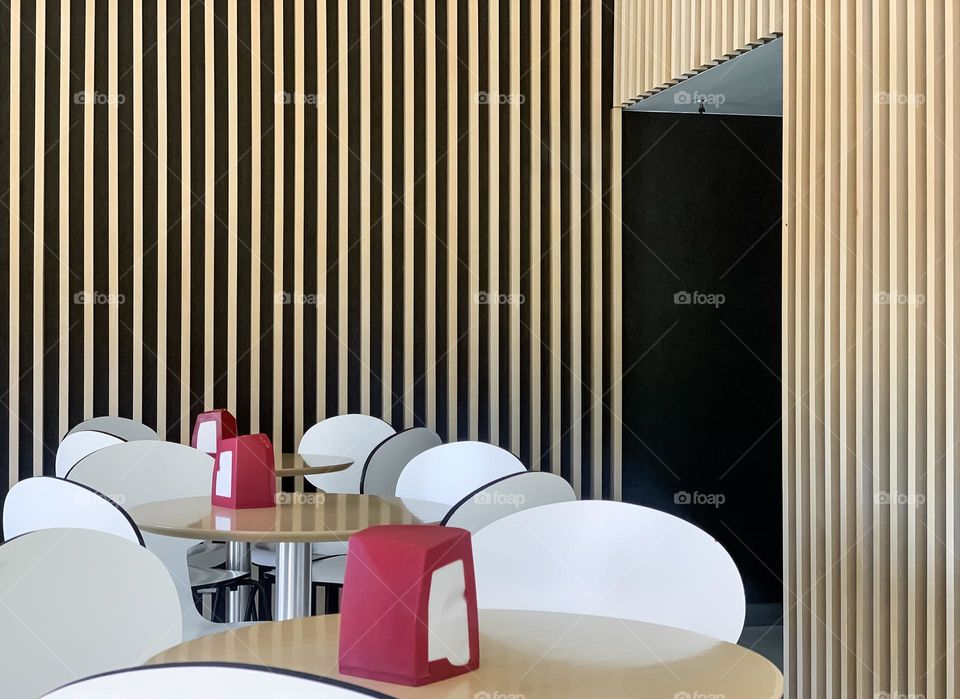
149,609,784,698
128,494,448,621
275,452,354,476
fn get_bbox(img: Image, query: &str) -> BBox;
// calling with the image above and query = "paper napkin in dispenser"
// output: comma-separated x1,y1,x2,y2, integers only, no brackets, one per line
211,433,276,509
338,525,480,686
192,409,238,455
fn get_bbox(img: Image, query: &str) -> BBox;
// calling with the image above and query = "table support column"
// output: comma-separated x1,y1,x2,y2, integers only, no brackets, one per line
224,541,251,622
274,541,312,620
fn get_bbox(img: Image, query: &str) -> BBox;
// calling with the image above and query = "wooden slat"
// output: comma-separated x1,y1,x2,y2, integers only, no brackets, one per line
203,0,215,410
227,0,239,414
445,0,457,441
157,0,168,436
529,0,542,469
294,0,305,439
32,0,46,475
9,0,21,482
468,0,479,440
549,0,561,475
401,0,413,426
509,0,520,457
249,0,261,433
179,0,191,442
59,0,71,440
337,0,349,416
132,0,143,423
424,0,436,428
487,0,500,445
108,0,119,415
379,0,390,424
273,0,284,452
360,0,371,416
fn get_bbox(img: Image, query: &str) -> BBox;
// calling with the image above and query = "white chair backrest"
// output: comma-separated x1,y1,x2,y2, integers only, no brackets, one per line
359,427,443,496
3,476,142,544
0,528,181,699
394,441,526,506
66,440,214,507
67,415,160,442
55,431,125,478
45,663,393,698
299,414,396,493
442,471,577,532
470,500,746,642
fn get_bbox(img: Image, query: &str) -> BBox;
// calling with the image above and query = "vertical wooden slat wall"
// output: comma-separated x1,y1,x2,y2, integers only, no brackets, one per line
611,0,956,696
0,1,621,505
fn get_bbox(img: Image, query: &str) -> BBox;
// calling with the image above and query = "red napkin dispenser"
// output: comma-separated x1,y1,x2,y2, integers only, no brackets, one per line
338,525,480,686
192,409,238,455
211,433,277,509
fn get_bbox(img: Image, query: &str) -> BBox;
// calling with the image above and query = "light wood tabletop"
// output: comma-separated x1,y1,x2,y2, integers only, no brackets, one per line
149,609,784,698
128,494,449,543
275,452,354,476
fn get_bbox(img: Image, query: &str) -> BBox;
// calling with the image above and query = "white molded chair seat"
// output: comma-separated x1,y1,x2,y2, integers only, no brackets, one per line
470,500,747,642
394,441,526,506
67,441,257,635
0,528,181,699
66,415,160,442
3,476,143,544
55,431,125,478
359,427,443,496
442,471,577,532
44,662,394,698
299,414,396,494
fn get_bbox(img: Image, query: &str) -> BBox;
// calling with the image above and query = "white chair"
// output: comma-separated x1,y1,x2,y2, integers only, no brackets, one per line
66,441,262,638
0,528,181,699
442,471,577,532
55,430,125,478
359,427,443,496
66,415,160,442
308,456,557,600
394,441,526,507
45,663,393,698
470,500,747,642
253,415,397,568
3,476,142,544
299,414,396,493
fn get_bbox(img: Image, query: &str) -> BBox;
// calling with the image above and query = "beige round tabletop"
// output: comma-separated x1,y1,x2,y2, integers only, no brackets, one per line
275,452,354,476
128,494,449,543
149,609,783,698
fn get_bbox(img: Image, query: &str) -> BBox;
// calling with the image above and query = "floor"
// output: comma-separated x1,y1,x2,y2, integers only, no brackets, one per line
739,603,784,671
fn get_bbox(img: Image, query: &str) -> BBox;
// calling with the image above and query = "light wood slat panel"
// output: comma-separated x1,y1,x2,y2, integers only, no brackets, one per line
32,0,46,475
360,0,371,416
294,0,305,440
179,0,191,442
529,0,542,470
227,0,239,415
9,0,21,482
548,0,561,476
157,0,169,437
487,0,500,445
379,0,391,425
108,0,119,415
1,0,623,552
467,0,479,441
613,0,782,106
509,0,520,458
273,0,284,454
249,0,262,434
424,0,436,429
315,0,326,428
589,0,602,498
132,0,143,424
59,0,71,440
401,0,413,427
203,0,215,410
338,0,349,416
445,0,457,441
